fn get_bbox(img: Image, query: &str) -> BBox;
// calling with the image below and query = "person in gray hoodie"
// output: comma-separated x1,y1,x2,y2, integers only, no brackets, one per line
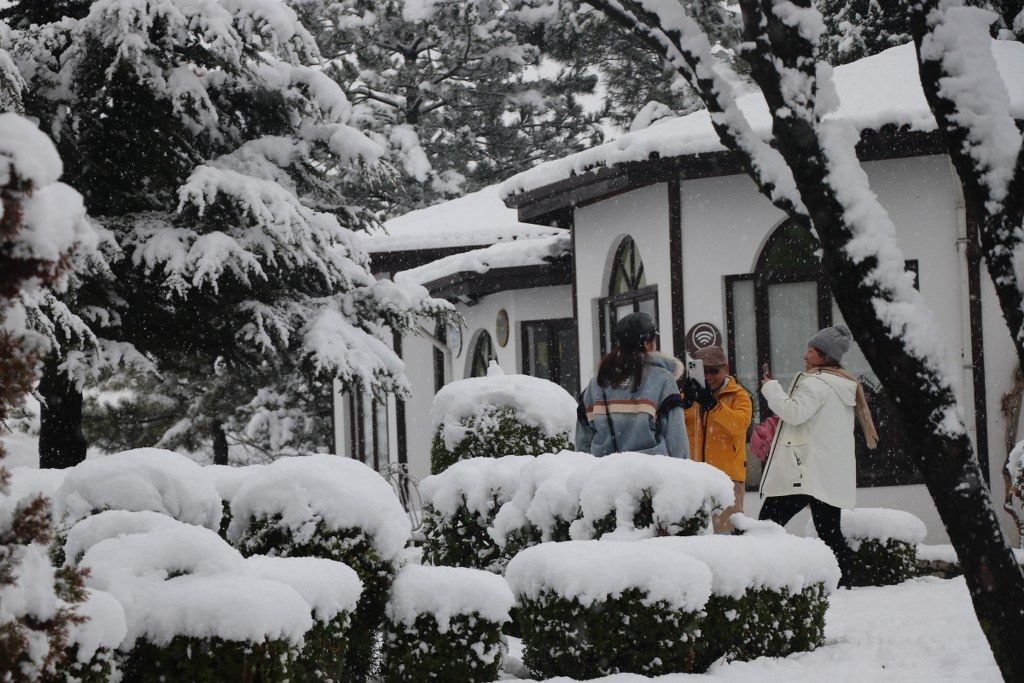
575,312,689,458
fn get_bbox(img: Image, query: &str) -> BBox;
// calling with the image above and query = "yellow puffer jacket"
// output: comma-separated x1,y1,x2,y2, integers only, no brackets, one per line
684,377,753,482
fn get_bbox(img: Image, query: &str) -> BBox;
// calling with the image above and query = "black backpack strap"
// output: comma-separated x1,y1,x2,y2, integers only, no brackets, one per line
601,388,620,453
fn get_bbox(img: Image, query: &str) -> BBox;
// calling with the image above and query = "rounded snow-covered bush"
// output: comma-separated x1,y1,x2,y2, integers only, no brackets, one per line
53,449,222,533
382,565,514,682
420,455,535,571
227,454,411,680
650,515,839,667
506,540,712,678
51,588,126,683
79,521,313,681
570,453,734,539
806,507,926,586
845,508,927,585
247,555,362,682
64,509,184,565
429,371,576,474
205,463,267,537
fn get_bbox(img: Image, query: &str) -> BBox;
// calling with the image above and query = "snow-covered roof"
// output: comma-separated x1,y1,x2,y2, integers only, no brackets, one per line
500,41,1024,198
394,232,570,288
359,184,563,254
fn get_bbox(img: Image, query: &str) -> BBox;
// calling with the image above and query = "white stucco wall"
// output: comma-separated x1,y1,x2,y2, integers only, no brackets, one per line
396,284,573,480
574,183,675,378
569,154,1018,544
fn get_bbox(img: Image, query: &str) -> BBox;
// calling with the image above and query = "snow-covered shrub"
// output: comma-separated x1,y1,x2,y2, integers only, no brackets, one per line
420,455,534,571
570,453,734,539
1008,440,1024,490
843,508,927,586
650,515,839,667
227,454,411,680
53,588,126,683
247,555,362,682
429,371,576,473
506,540,712,678
205,463,267,537
80,519,312,680
382,565,514,681
53,449,223,532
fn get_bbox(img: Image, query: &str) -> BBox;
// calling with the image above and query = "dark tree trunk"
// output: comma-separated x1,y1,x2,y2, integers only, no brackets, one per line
37,354,87,469
212,421,228,465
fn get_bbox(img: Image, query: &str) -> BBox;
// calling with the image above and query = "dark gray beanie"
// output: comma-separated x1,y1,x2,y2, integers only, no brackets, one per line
808,324,853,362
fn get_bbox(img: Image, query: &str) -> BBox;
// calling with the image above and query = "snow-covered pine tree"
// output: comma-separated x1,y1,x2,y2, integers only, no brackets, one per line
0,66,91,678
0,0,90,28
289,0,601,214
517,0,1024,676
7,0,451,467
544,0,745,131
821,0,1021,66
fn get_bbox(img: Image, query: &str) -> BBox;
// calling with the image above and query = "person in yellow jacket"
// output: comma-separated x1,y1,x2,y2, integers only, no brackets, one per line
682,346,753,533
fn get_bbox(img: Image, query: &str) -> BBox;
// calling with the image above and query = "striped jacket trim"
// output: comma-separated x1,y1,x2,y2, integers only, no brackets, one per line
586,398,658,421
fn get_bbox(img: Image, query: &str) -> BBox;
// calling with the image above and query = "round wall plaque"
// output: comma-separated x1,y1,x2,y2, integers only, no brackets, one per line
684,322,723,356
446,321,463,357
495,309,510,347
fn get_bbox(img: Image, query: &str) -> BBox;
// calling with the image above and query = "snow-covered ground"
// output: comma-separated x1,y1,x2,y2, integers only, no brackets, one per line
507,576,998,681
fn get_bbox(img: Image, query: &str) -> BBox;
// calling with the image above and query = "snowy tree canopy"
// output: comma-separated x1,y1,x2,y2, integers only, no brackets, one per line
289,0,602,214
4,0,452,462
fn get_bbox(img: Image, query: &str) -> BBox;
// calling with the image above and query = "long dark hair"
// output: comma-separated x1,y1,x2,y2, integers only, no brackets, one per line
597,344,647,391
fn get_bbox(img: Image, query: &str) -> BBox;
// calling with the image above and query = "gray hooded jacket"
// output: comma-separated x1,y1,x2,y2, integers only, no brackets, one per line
575,354,689,459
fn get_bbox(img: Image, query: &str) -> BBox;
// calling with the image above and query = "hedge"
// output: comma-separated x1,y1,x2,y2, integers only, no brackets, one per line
119,636,299,682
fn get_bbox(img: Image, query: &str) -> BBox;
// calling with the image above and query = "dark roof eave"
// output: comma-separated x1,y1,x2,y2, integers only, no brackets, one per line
504,126,950,224
422,256,572,301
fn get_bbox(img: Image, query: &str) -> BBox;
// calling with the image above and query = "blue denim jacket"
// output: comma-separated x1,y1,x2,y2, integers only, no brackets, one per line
575,354,689,459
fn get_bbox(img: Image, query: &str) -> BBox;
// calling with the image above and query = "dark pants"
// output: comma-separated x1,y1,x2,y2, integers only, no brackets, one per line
758,494,853,587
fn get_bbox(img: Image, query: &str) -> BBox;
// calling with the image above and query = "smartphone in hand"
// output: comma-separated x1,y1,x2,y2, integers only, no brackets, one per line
687,357,706,388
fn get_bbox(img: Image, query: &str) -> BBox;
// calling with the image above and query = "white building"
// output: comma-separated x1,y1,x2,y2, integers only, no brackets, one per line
339,42,1024,543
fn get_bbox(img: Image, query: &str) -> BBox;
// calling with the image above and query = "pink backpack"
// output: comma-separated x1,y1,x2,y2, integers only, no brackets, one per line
750,416,780,463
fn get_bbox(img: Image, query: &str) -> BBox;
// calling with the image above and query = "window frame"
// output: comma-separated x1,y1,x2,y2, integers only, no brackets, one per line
468,329,496,378
520,317,580,395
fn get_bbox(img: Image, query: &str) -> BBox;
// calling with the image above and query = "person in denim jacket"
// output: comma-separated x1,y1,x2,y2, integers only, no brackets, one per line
575,313,689,459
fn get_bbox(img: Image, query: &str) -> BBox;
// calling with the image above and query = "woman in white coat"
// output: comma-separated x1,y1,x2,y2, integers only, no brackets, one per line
757,325,878,588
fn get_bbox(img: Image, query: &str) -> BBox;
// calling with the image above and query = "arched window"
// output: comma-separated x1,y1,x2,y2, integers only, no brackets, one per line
725,220,919,488
468,330,495,378
598,237,659,354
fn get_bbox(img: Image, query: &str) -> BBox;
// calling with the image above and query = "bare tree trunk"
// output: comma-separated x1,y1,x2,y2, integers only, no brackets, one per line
37,354,87,469
212,420,228,465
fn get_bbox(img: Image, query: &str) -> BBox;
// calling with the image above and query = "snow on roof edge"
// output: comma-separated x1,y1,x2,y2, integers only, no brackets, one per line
500,40,1024,200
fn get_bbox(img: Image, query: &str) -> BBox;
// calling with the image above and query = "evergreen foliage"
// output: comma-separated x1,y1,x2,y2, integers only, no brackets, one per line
119,635,299,682
850,538,919,586
421,498,510,571
591,489,712,538
429,405,572,474
289,0,602,214
381,611,505,682
4,0,451,464
234,515,395,681
516,588,704,678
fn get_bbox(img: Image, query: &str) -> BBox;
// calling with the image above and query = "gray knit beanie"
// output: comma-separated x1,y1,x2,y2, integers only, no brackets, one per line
808,324,853,362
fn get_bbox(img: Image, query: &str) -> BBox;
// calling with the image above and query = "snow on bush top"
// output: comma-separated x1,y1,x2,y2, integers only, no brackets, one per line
506,540,712,612
246,555,362,622
64,510,185,564
386,564,515,631
226,454,410,561
569,453,734,538
490,451,596,544
68,589,127,663
204,463,268,501
359,183,563,254
54,449,222,531
805,507,927,546
80,521,312,646
2,467,67,518
430,369,577,450
420,455,534,519
500,41,1024,197
648,524,841,598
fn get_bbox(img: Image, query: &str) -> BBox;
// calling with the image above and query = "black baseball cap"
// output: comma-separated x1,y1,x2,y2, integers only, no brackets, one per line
613,312,658,349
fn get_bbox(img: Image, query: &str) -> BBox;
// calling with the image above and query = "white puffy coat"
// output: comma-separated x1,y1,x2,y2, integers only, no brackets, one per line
758,371,858,509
